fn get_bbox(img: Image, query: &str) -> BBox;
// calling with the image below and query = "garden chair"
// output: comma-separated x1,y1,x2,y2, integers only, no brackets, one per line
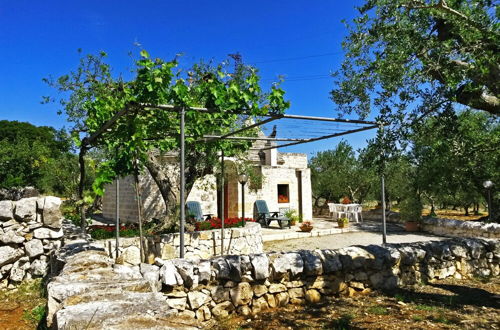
254,200,290,229
186,201,212,221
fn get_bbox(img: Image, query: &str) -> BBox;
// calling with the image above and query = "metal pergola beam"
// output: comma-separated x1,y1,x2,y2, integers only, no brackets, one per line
259,124,379,151
202,135,306,142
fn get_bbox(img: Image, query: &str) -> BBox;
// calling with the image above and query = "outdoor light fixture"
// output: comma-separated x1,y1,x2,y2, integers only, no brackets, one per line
483,180,494,222
238,174,248,220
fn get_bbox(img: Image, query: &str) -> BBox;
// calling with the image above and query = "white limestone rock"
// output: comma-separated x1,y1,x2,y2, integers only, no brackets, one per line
33,227,63,239
24,239,44,258
0,245,24,267
0,200,14,221
250,253,269,280
187,290,210,309
0,230,25,244
14,197,37,222
40,196,63,229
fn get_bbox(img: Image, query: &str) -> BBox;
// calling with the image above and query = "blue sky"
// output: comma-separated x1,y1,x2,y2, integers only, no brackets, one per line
0,0,376,156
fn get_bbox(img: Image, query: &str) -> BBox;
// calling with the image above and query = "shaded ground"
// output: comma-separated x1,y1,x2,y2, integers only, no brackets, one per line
0,279,47,330
264,229,444,252
210,276,500,329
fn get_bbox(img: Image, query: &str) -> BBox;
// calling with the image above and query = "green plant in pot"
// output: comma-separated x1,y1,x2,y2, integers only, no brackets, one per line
337,217,349,228
284,209,300,226
399,195,422,232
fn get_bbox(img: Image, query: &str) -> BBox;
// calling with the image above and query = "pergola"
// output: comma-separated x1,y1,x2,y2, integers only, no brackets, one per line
78,104,389,260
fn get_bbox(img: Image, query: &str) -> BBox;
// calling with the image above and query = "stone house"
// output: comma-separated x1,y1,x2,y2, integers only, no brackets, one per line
102,131,313,223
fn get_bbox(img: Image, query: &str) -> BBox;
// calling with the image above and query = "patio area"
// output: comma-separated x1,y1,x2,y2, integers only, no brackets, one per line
260,217,401,242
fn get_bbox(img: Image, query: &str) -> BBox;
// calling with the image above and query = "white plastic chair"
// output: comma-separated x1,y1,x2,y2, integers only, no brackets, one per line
347,204,363,223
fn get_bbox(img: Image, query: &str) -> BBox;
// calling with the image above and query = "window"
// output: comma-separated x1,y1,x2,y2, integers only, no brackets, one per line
278,184,289,203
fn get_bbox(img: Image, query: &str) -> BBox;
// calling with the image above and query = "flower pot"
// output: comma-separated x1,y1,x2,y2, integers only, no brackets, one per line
337,222,348,228
405,221,420,232
300,226,313,232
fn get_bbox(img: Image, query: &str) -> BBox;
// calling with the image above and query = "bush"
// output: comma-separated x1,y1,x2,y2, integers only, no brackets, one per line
399,195,423,222
195,217,255,231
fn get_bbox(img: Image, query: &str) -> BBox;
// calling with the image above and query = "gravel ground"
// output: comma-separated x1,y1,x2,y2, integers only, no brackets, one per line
264,229,445,252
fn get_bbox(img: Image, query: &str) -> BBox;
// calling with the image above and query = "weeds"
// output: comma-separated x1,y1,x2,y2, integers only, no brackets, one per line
367,305,388,315
330,313,354,329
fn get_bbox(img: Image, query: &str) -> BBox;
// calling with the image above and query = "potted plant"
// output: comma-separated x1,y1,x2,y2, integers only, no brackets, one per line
284,209,299,226
299,221,314,232
337,217,349,228
399,195,422,232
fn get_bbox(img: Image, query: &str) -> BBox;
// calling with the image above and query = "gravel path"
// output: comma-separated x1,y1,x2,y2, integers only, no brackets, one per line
263,230,445,252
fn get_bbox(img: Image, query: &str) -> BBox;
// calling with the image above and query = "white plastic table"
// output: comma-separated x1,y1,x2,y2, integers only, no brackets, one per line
327,203,363,222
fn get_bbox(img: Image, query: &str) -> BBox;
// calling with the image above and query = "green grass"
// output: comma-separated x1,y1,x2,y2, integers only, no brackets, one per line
367,306,389,315
22,304,46,324
412,315,424,322
415,304,437,312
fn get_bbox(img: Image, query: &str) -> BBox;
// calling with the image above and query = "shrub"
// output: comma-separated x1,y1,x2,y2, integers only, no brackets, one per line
399,195,423,222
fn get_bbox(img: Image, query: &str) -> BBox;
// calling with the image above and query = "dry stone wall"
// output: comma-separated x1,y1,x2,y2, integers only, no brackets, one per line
422,217,500,239
0,196,64,287
93,222,263,264
47,237,499,328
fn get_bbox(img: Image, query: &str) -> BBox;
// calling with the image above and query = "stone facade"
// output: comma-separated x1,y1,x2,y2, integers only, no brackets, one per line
93,222,263,264
47,237,499,328
0,196,64,287
422,217,500,239
102,135,313,223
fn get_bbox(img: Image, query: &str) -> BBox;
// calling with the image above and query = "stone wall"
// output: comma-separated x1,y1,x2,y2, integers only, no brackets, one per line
422,217,500,239
0,196,63,287
47,237,499,328
93,222,263,264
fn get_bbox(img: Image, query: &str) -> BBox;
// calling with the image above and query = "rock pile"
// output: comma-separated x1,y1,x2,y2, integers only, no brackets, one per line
47,237,499,328
0,196,63,287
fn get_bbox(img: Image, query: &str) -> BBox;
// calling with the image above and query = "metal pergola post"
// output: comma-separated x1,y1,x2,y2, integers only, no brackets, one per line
379,124,387,245
221,150,225,255
179,108,186,258
115,178,120,258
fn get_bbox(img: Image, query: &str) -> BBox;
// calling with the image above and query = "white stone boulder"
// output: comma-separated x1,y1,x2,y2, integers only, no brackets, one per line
0,245,24,267
40,196,63,229
24,239,44,258
33,227,63,239
14,197,37,222
0,200,14,221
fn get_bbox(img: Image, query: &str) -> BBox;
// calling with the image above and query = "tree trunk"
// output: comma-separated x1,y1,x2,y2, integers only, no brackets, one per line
133,161,145,263
78,146,87,231
144,153,179,218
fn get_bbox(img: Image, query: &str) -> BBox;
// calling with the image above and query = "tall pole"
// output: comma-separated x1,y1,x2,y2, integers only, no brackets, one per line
241,182,245,220
115,178,120,259
221,150,225,255
381,175,387,244
487,188,492,222
379,123,387,244
180,108,186,258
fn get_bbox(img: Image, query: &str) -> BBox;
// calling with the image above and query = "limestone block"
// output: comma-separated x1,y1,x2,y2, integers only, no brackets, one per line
41,196,63,229
10,258,30,282
318,249,342,273
121,246,141,266
161,243,176,260
198,260,211,283
196,305,211,321
211,285,230,303
166,297,186,310
31,259,48,276
187,291,210,309
250,253,269,280
264,293,277,308
0,200,14,220
160,260,182,286
14,197,37,222
112,264,143,280
211,301,235,319
230,282,252,306
251,296,269,314
299,250,323,275
288,287,304,299
0,245,24,267
212,257,231,280
24,239,44,257
268,283,287,293
305,289,321,303
225,255,242,282
33,227,63,239
275,292,289,307
271,252,303,278
252,284,268,297
237,305,251,316
173,259,195,287
0,230,25,244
